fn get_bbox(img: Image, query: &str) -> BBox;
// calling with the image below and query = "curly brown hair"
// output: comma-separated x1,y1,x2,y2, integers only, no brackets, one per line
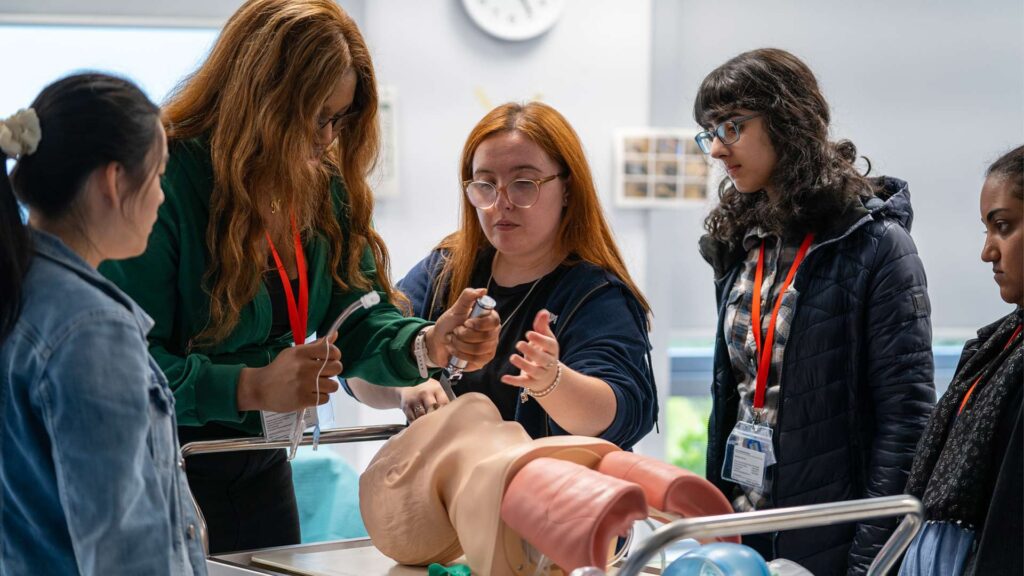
694,48,876,247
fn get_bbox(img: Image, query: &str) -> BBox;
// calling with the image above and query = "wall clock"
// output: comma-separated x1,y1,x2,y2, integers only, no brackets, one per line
461,0,566,42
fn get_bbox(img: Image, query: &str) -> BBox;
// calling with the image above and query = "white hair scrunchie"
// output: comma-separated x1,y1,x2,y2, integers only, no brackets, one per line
0,108,42,157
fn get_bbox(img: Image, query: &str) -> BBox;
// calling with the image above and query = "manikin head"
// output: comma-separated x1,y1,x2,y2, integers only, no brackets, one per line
359,393,620,575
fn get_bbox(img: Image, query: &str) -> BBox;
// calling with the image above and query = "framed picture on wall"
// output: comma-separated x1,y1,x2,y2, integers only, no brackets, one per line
613,128,717,208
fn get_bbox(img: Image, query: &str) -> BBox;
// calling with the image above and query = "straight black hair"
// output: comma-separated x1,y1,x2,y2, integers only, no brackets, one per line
0,73,160,341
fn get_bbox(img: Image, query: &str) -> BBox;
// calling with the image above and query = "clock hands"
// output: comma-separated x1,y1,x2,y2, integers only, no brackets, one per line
520,0,533,18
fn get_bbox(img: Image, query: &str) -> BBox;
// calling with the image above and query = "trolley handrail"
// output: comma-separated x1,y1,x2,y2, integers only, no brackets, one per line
180,423,406,556
616,494,923,576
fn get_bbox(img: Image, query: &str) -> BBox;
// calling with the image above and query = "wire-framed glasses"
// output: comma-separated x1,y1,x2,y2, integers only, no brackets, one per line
316,108,358,133
694,113,762,154
462,173,563,209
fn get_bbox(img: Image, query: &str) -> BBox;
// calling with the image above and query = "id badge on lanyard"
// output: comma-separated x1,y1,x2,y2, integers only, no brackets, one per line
721,233,813,492
722,420,775,491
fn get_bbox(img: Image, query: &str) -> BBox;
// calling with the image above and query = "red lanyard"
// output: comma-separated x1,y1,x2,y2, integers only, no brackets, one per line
266,214,308,346
751,233,815,410
957,324,1022,415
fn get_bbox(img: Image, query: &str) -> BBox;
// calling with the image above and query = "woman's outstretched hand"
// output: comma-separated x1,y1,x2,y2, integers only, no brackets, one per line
501,309,560,392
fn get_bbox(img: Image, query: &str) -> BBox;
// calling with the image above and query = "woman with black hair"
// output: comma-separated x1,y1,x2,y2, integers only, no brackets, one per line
694,48,935,575
0,74,205,575
900,145,1023,576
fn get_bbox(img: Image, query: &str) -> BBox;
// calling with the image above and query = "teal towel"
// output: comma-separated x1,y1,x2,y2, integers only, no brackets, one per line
291,448,367,543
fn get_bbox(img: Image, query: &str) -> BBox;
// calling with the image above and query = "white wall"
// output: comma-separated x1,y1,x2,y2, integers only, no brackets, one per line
649,0,1024,340
364,0,651,282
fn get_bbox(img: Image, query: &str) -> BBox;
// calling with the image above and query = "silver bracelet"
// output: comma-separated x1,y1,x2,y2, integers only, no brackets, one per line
520,363,562,404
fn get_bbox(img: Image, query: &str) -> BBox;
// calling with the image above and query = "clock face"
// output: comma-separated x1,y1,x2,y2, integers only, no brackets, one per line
461,0,566,42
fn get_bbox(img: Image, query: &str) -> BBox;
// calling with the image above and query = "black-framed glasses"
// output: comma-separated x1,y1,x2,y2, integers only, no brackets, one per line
694,113,761,154
462,173,564,209
316,108,358,133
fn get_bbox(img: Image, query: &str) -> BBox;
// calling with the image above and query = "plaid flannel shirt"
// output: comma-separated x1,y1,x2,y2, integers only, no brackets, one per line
723,228,813,511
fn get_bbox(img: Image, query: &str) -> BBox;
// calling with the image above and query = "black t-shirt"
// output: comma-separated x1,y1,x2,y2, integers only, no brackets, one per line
265,272,301,340
454,261,570,422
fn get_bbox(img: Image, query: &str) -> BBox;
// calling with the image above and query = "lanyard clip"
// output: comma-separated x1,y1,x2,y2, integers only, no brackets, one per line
751,407,766,426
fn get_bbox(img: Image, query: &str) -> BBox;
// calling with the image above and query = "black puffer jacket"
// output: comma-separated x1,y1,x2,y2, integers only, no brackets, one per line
700,177,936,576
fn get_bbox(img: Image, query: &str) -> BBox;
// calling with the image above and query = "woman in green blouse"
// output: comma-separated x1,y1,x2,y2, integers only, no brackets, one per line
102,0,498,553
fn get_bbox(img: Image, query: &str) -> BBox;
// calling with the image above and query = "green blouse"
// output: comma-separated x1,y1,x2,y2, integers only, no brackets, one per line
101,137,430,435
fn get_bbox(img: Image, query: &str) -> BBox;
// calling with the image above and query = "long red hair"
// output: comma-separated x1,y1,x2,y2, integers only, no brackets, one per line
437,102,651,318
163,0,404,343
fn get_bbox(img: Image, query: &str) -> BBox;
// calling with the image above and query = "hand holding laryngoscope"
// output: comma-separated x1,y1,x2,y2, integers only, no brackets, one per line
447,295,497,373
425,287,502,371
438,295,497,401
287,291,381,460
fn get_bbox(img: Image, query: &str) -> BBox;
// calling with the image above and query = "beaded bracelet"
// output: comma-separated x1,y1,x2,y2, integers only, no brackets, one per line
520,363,562,404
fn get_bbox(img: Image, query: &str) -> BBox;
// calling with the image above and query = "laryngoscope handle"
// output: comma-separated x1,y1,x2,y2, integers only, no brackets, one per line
445,295,497,372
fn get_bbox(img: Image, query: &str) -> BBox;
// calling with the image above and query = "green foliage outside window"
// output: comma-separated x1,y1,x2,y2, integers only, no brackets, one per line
666,396,712,476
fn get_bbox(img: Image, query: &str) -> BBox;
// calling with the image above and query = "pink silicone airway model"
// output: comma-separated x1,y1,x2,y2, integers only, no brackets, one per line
500,457,648,572
597,451,741,544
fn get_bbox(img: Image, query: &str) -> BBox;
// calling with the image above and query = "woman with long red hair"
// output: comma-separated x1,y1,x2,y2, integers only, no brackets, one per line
348,102,657,450
102,0,498,553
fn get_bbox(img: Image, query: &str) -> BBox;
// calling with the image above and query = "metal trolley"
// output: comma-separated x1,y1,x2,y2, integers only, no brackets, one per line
185,430,923,576
181,424,406,575
613,494,923,576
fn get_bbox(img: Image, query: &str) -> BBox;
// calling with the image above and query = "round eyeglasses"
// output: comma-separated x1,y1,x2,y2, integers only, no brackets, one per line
694,113,762,154
316,108,358,134
463,173,564,209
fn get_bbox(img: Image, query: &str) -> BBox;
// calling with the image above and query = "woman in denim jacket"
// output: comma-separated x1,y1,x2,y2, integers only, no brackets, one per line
0,74,205,575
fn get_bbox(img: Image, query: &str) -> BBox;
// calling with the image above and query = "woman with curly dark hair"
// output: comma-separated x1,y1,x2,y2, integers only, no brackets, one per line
695,48,935,575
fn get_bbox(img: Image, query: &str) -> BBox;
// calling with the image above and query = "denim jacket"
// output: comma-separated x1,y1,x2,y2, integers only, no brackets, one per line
0,230,206,575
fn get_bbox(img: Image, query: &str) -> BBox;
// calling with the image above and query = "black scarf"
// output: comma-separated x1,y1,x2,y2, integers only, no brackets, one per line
905,308,1023,528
